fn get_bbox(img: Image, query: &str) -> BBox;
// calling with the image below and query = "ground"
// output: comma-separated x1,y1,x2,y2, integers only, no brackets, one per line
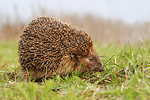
0,41,150,100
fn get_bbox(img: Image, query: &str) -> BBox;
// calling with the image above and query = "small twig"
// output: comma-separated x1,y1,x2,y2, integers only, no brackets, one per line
98,56,105,58
0,71,8,73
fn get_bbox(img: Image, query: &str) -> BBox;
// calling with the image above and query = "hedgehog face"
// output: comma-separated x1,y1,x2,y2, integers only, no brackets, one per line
77,48,104,72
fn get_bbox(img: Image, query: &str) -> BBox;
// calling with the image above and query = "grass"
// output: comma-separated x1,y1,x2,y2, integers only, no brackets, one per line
0,41,150,100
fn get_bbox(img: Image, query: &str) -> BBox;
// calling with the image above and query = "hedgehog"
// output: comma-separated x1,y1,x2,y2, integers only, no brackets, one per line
18,16,104,81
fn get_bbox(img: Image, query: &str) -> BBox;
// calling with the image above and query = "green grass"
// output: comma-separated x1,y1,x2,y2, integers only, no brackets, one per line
0,41,150,100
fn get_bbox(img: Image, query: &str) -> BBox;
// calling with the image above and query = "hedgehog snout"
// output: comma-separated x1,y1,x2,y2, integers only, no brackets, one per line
99,64,104,72
94,62,104,72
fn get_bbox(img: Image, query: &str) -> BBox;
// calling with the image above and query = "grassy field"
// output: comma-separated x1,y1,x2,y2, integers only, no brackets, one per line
0,41,150,100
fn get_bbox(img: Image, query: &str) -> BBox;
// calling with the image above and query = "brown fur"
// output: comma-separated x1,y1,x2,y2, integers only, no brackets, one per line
18,16,104,81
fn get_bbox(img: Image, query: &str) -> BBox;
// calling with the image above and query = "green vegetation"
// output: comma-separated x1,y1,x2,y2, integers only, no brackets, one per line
0,41,150,100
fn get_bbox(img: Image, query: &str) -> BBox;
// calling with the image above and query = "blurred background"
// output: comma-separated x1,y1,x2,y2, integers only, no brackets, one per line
0,0,150,44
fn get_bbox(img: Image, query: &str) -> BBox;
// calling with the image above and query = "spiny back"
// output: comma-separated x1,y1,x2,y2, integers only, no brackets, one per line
18,16,93,72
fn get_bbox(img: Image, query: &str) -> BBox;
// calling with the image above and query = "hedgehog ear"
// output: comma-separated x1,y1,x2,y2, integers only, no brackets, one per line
71,53,78,60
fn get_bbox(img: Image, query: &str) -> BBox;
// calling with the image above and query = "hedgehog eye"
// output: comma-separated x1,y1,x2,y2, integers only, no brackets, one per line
89,57,94,61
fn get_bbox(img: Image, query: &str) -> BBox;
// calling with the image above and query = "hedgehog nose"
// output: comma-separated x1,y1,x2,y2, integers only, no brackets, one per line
100,66,104,72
